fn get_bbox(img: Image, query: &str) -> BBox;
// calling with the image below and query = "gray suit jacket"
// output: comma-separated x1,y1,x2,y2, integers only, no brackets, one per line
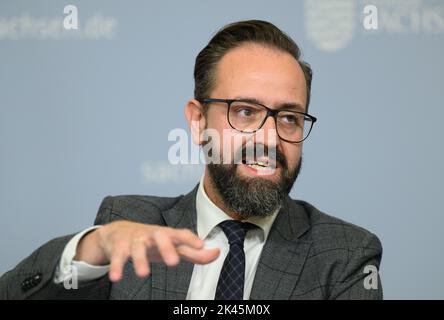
0,185,383,299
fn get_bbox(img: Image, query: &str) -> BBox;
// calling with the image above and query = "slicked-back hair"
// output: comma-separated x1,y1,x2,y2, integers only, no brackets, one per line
194,20,313,111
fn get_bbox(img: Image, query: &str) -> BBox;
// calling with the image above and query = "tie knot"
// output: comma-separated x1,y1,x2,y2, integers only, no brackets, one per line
218,220,257,246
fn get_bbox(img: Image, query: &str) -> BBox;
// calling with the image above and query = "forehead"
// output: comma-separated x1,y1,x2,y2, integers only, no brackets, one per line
213,43,307,107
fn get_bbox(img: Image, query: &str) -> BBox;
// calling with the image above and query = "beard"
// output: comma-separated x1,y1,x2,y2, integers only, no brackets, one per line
207,144,302,218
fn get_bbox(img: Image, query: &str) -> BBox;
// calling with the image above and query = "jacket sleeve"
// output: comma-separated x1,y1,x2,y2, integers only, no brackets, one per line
328,232,383,300
0,196,115,299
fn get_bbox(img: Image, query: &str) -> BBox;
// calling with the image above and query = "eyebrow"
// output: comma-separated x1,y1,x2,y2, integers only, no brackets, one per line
234,96,305,112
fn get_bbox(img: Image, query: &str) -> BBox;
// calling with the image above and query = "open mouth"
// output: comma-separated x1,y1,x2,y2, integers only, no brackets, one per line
241,157,278,171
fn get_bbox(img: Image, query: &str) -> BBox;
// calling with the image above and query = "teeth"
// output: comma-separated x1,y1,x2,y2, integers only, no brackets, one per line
244,160,268,167
242,158,277,171
247,163,270,169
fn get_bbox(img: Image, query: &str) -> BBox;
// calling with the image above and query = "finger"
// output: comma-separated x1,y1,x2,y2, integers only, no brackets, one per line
169,228,204,249
177,246,220,265
152,231,180,266
131,239,150,277
109,246,129,282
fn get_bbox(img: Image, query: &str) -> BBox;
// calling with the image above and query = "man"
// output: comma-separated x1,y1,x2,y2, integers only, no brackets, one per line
0,20,382,299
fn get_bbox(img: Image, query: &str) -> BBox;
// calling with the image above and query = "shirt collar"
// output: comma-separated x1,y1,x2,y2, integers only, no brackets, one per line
196,175,279,240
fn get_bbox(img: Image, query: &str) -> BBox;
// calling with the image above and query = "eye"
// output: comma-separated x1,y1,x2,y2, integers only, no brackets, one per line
278,112,304,128
233,105,257,117
238,107,253,117
281,114,297,124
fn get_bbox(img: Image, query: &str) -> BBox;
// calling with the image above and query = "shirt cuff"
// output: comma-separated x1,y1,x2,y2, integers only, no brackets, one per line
54,226,110,284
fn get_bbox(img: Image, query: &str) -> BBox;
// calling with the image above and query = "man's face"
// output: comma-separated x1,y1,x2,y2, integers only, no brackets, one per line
188,43,308,217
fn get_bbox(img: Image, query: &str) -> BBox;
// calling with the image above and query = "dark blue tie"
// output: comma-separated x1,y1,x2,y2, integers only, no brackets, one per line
215,220,256,300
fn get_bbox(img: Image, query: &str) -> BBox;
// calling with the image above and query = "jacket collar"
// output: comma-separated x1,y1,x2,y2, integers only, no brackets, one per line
139,186,312,300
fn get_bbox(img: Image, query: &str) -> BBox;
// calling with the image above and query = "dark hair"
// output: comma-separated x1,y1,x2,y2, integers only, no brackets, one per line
194,20,313,110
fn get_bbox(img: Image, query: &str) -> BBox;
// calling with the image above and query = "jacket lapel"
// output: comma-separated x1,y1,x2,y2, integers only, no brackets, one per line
249,196,312,300
150,185,198,299
131,186,311,300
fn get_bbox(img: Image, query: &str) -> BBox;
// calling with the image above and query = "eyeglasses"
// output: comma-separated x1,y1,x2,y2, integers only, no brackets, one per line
199,98,317,143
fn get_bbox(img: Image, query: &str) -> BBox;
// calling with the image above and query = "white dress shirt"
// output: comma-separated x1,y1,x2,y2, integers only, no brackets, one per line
55,176,278,300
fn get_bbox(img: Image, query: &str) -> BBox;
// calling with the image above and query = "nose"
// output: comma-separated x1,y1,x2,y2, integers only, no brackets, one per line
254,115,280,148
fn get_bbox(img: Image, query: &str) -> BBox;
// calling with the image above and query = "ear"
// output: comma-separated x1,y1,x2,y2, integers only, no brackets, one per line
184,98,207,145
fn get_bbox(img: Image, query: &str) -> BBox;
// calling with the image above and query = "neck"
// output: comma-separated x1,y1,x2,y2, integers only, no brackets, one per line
203,168,244,220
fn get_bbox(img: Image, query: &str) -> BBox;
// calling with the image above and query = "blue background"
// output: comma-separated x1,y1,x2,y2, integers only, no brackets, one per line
1,0,443,299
